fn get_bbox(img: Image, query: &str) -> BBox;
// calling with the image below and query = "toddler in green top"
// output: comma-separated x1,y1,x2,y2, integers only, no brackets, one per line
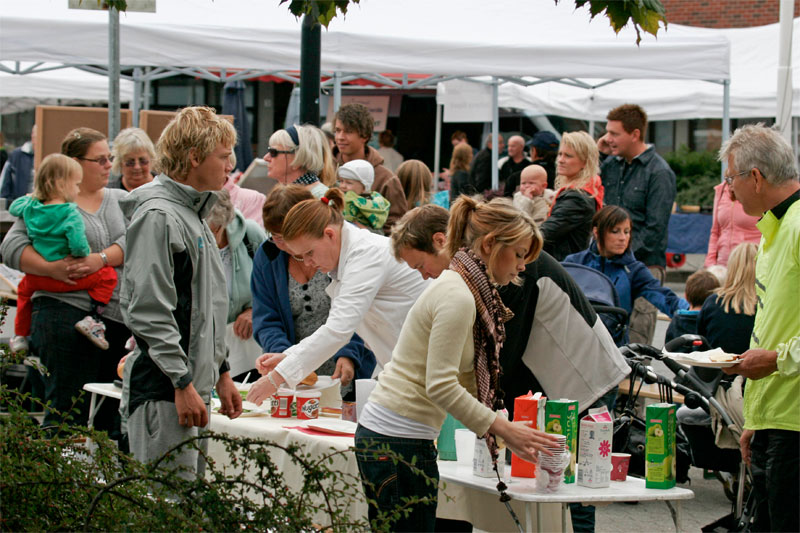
9,154,118,353
337,160,391,232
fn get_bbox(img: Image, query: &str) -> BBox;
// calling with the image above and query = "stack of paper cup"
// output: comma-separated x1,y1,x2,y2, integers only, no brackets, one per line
455,429,475,465
535,434,569,493
355,379,378,421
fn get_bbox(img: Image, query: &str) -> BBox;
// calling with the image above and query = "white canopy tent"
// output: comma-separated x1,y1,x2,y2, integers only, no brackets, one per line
0,0,731,186
465,17,800,122
0,62,134,115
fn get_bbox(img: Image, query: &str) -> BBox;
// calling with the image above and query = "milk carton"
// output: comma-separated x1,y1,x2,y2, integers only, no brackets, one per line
473,436,505,478
577,407,613,488
544,399,579,483
511,391,546,478
645,403,677,489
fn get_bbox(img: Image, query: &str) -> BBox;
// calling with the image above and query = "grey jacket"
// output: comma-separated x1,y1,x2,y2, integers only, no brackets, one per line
119,175,229,418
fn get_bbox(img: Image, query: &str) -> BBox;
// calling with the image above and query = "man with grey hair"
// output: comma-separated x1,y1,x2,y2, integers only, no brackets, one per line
720,124,799,532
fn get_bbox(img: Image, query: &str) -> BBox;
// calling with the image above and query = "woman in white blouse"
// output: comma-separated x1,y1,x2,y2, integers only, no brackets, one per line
246,188,428,403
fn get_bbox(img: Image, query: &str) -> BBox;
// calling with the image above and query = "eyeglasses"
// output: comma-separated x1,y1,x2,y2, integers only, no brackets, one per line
123,157,150,167
723,168,751,186
79,155,114,166
265,147,295,158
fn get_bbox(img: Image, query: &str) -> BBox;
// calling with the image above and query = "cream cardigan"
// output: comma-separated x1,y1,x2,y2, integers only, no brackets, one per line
369,270,497,436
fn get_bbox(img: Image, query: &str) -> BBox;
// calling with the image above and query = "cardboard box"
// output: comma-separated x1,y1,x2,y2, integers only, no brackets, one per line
645,403,677,489
577,406,613,488
511,391,546,477
545,399,579,483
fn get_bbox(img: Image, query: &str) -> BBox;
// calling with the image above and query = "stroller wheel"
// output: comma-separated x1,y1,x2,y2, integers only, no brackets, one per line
714,471,736,502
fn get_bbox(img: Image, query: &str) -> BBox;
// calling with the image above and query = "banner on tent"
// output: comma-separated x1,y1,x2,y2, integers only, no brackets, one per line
326,95,390,131
438,80,493,123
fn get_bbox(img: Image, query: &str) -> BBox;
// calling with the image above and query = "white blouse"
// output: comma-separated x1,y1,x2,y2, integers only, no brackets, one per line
276,222,430,388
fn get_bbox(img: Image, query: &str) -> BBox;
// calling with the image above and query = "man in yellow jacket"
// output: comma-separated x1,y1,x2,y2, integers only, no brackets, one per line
721,123,799,532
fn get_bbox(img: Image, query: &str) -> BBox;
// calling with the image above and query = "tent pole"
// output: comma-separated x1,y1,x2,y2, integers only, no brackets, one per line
143,67,151,110
721,79,731,180
491,77,499,191
132,67,142,127
588,120,595,138
333,71,342,113
108,5,120,141
434,103,442,194
776,0,793,143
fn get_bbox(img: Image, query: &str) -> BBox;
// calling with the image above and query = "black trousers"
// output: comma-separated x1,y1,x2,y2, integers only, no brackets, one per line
750,429,800,532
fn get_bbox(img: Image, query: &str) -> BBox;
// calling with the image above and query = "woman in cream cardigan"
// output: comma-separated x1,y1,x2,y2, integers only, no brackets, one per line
355,196,558,531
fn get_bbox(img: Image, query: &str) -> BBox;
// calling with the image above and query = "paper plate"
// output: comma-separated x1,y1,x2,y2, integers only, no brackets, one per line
295,375,340,392
304,419,357,436
211,397,269,417
663,351,740,368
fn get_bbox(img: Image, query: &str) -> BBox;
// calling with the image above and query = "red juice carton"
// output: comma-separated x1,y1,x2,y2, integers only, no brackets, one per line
511,391,546,478
577,406,613,488
544,398,579,483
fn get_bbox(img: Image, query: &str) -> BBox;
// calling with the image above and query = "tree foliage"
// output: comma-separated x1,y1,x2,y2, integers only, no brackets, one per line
103,0,667,43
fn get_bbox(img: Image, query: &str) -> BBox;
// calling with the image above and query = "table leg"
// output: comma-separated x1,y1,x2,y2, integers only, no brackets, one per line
665,500,681,532
561,503,568,533
536,502,542,532
525,502,533,532
86,394,106,430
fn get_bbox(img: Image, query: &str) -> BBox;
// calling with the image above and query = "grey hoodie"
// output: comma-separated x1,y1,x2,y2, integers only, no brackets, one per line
119,175,229,419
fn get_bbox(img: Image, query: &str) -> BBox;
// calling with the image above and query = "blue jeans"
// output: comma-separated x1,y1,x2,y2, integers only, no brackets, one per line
354,425,439,532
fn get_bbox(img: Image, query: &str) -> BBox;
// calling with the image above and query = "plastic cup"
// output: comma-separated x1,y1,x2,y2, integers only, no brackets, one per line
341,401,357,422
611,453,631,481
296,390,322,420
455,429,475,465
271,388,294,418
355,379,378,421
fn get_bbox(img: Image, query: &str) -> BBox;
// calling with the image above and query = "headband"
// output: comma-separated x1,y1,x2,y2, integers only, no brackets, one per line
286,125,300,146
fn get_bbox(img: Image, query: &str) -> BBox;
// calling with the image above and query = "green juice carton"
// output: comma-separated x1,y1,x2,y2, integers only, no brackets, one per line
544,398,579,483
645,403,677,489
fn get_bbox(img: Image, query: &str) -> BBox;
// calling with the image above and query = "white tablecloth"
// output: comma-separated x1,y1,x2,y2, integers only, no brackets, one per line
207,413,568,531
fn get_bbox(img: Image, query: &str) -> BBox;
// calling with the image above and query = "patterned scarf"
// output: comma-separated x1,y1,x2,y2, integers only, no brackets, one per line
449,248,514,463
293,172,319,186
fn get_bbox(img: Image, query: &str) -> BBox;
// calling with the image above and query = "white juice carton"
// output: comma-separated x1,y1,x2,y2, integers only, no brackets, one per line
577,406,613,488
473,436,505,478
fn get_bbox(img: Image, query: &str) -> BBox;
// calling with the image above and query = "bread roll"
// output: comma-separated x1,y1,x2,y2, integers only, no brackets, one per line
301,372,318,386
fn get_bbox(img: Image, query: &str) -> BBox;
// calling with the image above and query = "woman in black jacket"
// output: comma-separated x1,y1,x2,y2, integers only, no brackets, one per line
540,131,604,261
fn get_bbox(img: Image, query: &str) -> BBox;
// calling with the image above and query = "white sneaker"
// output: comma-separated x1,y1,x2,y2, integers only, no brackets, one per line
10,335,28,354
75,316,109,350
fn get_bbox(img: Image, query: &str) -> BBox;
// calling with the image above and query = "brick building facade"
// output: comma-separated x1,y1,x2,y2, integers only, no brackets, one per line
661,0,799,28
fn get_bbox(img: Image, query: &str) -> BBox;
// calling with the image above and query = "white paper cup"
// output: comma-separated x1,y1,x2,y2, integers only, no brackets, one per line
355,379,378,421
455,429,475,465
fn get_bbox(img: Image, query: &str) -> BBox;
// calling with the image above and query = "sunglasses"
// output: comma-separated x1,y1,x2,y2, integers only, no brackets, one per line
265,147,295,158
123,157,150,167
79,155,114,166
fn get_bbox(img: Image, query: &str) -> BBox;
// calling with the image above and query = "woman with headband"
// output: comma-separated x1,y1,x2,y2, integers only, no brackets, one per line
264,125,332,198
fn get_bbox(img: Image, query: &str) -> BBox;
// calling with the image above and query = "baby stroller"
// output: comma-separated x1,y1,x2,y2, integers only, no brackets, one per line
561,262,628,345
620,340,755,531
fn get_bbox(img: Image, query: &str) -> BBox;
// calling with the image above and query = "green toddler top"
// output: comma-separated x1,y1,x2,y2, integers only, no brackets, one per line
343,190,391,231
9,195,90,261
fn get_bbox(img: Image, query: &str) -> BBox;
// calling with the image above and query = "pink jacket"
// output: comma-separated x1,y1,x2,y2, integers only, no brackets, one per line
224,175,266,228
704,182,761,267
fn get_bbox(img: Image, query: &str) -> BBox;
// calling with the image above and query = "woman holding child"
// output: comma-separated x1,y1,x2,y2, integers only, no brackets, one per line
0,127,129,436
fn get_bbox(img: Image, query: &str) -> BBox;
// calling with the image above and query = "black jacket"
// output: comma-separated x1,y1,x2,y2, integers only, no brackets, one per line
499,252,628,417
469,148,492,193
540,188,596,261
